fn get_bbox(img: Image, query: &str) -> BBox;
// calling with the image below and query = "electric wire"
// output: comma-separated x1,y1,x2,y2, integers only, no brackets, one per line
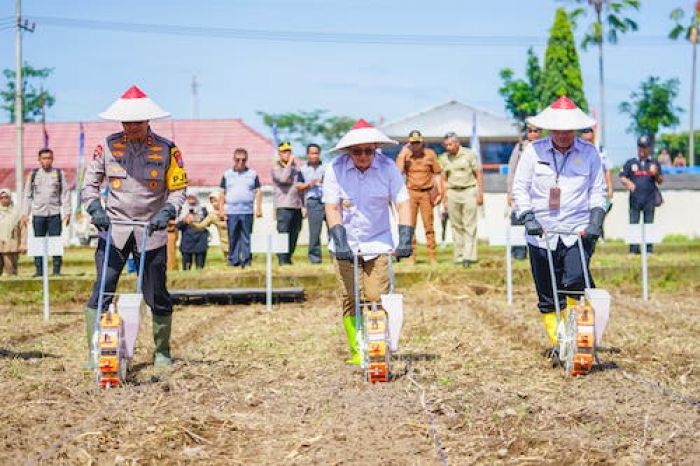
29,15,681,48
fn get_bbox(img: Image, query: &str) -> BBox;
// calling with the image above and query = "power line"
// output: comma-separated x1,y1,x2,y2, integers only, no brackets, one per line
30,15,682,48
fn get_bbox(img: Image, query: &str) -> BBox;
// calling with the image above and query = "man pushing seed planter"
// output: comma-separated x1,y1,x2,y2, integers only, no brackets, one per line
511,96,608,369
81,85,188,371
323,119,414,373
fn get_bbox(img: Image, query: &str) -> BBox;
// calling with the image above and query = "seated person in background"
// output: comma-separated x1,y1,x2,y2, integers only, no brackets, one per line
177,193,209,270
673,151,687,167
191,191,229,259
657,148,672,167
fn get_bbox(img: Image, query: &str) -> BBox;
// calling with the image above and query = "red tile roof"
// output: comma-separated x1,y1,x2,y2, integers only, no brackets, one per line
0,119,275,189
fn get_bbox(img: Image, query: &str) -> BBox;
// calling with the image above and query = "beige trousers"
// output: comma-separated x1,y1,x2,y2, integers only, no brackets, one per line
408,189,436,261
448,187,478,262
0,252,18,275
333,255,390,317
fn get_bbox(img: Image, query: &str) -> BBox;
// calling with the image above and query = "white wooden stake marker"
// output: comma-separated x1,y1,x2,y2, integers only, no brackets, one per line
624,223,662,301
488,223,527,305
251,232,288,311
27,233,64,321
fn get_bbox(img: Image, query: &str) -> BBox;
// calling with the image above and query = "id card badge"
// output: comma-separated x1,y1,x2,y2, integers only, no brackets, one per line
549,187,561,210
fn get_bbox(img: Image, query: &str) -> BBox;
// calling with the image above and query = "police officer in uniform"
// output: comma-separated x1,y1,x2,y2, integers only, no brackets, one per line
620,135,663,254
82,86,187,368
22,148,71,276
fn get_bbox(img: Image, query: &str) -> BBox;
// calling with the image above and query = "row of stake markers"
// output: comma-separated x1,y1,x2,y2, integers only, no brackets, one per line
489,219,662,304
27,231,289,321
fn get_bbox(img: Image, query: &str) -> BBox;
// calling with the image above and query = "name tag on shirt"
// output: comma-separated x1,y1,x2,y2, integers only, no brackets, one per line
549,187,561,210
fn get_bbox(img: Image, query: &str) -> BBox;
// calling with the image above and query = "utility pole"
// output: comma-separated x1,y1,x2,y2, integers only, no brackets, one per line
14,0,35,209
191,75,199,119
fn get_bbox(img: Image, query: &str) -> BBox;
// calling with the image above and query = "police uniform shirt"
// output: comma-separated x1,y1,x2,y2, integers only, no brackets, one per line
81,129,187,251
620,157,661,205
512,137,606,250
23,167,71,217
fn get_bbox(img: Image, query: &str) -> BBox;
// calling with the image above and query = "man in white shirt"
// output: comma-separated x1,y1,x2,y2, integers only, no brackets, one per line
323,119,413,365
512,97,606,359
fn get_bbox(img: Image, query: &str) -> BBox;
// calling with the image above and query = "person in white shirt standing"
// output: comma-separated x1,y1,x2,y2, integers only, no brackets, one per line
511,96,606,359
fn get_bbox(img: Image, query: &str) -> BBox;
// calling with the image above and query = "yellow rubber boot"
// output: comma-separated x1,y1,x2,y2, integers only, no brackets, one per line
542,312,558,345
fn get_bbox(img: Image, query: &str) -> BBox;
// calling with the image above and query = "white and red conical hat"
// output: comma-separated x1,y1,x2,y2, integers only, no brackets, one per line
331,118,397,152
99,85,171,122
526,96,595,131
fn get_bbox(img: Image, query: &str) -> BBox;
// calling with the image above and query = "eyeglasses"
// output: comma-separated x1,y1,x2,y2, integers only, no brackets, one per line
527,128,541,133
234,158,247,162
349,147,375,156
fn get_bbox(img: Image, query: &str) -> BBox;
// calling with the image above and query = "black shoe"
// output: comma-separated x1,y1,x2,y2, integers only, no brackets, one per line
462,260,472,268
33,272,42,278
543,347,563,368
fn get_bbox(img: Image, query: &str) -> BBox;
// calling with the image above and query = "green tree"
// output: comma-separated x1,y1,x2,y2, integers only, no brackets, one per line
498,47,542,127
257,109,355,151
669,1,700,166
619,76,683,149
566,0,640,147
540,8,588,111
0,65,55,123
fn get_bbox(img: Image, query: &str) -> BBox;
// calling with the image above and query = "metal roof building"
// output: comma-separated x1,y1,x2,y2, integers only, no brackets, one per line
0,119,274,189
380,100,519,164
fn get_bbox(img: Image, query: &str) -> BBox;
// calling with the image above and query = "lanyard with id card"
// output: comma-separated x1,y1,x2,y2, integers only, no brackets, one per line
549,151,568,210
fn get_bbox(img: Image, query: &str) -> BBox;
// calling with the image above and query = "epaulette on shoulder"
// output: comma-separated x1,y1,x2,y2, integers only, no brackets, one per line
531,138,549,151
150,132,175,148
106,132,124,144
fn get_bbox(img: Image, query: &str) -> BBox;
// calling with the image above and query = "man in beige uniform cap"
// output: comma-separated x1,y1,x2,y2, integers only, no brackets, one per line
82,85,187,368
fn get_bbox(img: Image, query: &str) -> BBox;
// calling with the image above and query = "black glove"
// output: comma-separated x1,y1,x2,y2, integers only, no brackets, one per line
86,199,110,232
519,210,543,237
395,224,415,258
329,224,353,260
149,203,177,234
583,207,606,241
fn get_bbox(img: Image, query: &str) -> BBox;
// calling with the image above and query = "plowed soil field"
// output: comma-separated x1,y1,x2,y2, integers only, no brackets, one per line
1,276,698,465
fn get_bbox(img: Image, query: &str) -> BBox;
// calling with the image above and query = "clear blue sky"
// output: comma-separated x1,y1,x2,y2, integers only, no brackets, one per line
0,0,692,164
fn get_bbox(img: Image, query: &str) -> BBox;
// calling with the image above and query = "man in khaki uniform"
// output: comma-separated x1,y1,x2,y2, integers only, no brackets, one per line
82,85,187,368
396,130,443,264
22,148,71,276
439,132,483,267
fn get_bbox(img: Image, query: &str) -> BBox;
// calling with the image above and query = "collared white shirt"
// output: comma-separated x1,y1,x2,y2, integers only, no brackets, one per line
322,153,409,254
512,137,606,249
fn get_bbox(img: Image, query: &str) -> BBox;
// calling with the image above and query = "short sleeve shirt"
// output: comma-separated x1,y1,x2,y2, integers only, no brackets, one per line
220,168,260,214
439,146,478,189
620,157,661,204
323,153,409,253
396,147,441,190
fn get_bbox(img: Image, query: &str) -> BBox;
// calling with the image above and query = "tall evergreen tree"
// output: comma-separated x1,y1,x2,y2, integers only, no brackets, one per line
540,8,588,111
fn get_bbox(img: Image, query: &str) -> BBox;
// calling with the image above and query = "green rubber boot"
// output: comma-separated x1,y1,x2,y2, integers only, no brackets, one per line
343,316,361,366
82,307,98,373
152,313,173,367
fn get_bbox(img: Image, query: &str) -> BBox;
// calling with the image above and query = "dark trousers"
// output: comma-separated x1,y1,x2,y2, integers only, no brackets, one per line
32,215,62,274
276,208,302,265
306,198,325,263
629,201,655,254
528,239,595,314
182,251,206,270
509,212,527,260
87,234,172,316
226,214,254,266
